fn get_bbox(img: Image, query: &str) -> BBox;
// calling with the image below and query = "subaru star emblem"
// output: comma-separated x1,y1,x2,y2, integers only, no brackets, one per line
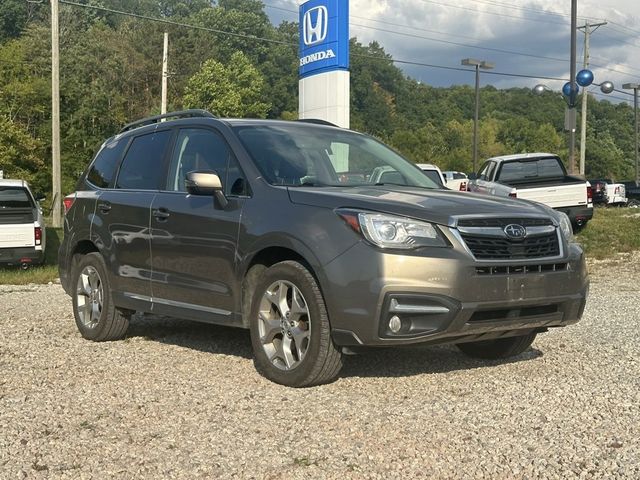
303,6,328,46
504,224,527,240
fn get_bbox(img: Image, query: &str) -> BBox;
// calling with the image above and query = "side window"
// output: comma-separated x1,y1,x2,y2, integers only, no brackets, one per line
116,130,172,190
477,162,491,181
86,138,128,188
486,161,497,181
166,128,247,195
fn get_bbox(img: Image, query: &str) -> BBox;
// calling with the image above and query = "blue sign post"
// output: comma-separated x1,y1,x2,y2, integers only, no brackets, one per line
299,0,349,78
298,0,350,128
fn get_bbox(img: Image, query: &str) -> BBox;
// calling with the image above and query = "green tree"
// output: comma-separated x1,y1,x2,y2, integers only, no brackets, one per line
183,51,270,117
0,116,46,192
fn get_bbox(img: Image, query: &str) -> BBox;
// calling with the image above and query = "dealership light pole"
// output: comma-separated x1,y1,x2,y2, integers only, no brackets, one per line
51,0,61,228
623,83,640,186
568,0,578,174
461,58,494,173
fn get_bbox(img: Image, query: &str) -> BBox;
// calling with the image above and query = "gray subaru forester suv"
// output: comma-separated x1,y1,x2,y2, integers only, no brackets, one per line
59,110,589,387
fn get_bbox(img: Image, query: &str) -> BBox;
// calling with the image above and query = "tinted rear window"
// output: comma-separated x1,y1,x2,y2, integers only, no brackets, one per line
87,137,128,188
0,187,33,209
116,130,172,190
499,158,564,182
422,170,444,186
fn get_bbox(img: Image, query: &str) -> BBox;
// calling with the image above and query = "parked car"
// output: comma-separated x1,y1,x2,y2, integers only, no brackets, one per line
588,179,609,206
58,110,589,387
588,178,627,207
442,170,469,192
468,153,593,229
416,163,446,187
0,179,46,268
622,180,640,207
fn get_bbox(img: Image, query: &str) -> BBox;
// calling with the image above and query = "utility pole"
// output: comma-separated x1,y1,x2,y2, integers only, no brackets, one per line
51,0,61,228
578,21,607,176
161,32,168,114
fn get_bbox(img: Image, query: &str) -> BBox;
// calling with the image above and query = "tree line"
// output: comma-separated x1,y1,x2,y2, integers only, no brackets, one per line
0,0,636,200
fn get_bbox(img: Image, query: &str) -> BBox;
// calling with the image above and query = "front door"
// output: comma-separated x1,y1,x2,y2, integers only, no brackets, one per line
150,127,247,322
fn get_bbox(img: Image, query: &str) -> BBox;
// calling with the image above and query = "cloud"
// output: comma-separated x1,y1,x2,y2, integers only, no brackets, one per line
272,0,640,99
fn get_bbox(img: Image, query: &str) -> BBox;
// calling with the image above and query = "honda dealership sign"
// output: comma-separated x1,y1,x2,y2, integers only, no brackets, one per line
299,0,349,78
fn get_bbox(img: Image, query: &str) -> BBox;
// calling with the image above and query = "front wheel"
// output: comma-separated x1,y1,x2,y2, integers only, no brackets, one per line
249,261,343,387
456,332,537,359
71,252,130,341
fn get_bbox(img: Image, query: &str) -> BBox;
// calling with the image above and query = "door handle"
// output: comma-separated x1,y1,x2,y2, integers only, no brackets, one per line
98,201,111,213
153,208,170,221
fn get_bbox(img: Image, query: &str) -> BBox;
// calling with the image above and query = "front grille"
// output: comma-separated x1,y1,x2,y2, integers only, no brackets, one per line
457,217,553,228
461,232,560,260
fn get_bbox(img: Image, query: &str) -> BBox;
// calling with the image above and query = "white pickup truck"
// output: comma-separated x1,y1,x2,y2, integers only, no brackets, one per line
468,153,593,229
0,179,46,268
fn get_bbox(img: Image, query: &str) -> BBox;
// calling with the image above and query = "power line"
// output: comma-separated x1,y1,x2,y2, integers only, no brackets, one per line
350,22,568,63
415,0,569,26
265,2,640,81
58,0,296,48
55,0,635,99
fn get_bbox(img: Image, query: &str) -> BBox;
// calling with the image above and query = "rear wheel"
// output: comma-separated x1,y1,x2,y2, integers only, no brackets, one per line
456,332,537,359
249,261,343,387
72,253,130,341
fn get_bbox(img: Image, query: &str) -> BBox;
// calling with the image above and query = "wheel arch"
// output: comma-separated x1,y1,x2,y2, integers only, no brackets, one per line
240,243,327,328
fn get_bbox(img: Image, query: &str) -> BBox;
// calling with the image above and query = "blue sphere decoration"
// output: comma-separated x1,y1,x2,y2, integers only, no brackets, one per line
562,81,580,97
576,69,594,87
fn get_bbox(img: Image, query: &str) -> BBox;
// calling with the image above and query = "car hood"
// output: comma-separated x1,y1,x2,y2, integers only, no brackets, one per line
287,185,554,226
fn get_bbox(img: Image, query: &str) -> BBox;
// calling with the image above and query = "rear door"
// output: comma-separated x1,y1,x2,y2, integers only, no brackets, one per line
92,129,173,306
150,127,247,322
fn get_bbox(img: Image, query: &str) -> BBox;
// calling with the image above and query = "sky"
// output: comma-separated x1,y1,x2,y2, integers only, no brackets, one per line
264,0,640,104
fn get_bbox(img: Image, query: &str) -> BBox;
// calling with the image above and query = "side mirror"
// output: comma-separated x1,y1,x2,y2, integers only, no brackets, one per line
185,170,228,208
467,172,478,181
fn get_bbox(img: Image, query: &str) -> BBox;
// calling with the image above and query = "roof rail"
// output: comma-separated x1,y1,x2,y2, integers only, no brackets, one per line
295,118,340,127
119,109,216,133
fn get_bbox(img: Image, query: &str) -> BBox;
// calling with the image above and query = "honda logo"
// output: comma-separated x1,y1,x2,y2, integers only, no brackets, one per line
303,6,328,46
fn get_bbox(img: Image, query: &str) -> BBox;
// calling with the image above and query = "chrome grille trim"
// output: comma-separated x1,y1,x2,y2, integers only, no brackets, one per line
449,215,565,263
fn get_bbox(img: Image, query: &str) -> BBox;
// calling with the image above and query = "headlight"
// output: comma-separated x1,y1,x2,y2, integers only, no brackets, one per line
338,210,448,249
557,211,575,242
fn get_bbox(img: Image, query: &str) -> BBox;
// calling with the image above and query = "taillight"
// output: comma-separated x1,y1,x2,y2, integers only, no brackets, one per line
587,185,593,204
34,227,42,246
508,192,517,198
459,182,467,191
63,195,75,214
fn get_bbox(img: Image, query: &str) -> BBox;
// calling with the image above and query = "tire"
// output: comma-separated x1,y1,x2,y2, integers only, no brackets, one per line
71,252,130,341
628,199,640,208
249,261,343,387
456,332,537,360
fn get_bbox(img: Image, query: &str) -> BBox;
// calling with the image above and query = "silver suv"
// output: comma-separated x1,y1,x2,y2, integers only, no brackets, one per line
59,110,589,387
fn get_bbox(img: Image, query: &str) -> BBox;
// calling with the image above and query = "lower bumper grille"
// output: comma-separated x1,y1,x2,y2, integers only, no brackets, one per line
476,263,568,275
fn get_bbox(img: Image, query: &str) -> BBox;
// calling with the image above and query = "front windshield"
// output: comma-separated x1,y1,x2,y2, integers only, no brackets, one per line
233,124,440,189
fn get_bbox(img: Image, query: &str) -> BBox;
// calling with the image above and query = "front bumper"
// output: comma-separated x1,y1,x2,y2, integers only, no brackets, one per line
323,240,588,347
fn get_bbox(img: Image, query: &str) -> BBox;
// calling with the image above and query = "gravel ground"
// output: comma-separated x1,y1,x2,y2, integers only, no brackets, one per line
1,255,639,479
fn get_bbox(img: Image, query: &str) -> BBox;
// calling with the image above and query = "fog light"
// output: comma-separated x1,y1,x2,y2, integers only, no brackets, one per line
389,315,402,333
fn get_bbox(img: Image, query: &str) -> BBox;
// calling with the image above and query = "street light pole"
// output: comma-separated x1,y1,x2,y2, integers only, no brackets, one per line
568,0,578,174
623,83,640,186
462,58,494,173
